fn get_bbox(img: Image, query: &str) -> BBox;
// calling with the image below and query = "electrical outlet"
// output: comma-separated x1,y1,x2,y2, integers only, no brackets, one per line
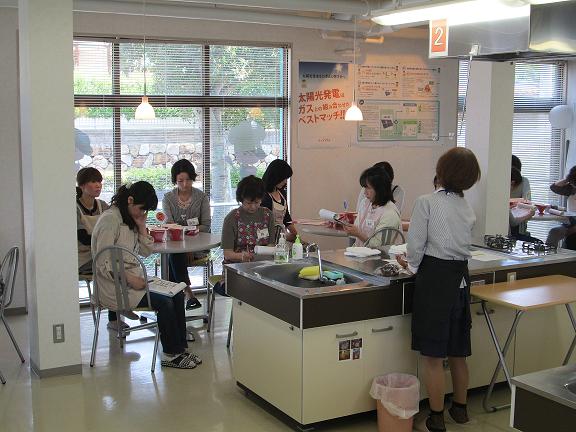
53,324,65,343
507,272,516,282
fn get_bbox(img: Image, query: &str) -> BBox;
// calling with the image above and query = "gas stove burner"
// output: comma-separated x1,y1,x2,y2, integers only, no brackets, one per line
484,235,516,251
521,240,557,254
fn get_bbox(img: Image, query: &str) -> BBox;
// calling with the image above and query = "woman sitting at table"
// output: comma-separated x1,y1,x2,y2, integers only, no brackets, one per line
221,175,275,263
262,159,297,242
92,181,200,369
76,168,118,328
162,159,211,310
356,161,405,214
345,166,401,248
509,167,538,242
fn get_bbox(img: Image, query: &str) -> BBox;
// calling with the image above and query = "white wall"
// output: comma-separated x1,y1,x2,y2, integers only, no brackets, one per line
75,12,459,249
0,7,27,311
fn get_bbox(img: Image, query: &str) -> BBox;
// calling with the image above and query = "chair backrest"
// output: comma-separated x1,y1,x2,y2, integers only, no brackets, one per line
92,245,151,314
0,247,19,314
364,227,406,249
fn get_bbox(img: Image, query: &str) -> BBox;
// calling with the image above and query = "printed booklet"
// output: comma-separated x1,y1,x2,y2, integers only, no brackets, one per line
147,277,187,297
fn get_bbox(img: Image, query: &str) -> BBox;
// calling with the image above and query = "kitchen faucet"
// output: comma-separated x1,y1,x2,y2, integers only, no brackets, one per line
305,243,325,282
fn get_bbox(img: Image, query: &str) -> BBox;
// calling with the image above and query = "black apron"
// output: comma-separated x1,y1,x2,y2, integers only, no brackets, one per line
412,255,472,356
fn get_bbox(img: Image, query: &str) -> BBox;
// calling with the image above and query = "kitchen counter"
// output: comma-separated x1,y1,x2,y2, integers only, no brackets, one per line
511,364,576,431
512,364,576,410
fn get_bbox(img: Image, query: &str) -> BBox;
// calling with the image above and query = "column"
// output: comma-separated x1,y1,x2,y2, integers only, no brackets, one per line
465,61,515,240
19,0,81,377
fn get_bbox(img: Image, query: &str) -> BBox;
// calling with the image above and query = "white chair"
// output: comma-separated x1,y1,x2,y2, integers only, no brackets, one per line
90,245,160,372
0,247,25,384
364,227,406,249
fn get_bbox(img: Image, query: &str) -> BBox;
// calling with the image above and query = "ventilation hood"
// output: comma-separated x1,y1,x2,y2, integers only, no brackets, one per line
443,2,576,61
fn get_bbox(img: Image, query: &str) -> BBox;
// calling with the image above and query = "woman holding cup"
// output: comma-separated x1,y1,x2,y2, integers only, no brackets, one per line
162,159,211,310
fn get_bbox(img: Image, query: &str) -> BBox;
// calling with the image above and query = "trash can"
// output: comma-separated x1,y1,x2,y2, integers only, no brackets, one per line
370,373,420,432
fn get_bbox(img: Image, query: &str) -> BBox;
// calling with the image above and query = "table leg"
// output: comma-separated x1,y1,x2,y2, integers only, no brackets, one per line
481,301,524,413
160,254,170,280
562,303,576,365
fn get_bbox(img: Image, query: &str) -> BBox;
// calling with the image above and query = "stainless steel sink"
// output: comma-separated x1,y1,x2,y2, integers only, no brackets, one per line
565,380,576,395
253,263,364,289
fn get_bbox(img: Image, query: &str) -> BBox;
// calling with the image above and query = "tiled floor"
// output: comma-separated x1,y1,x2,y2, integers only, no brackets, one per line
0,299,516,432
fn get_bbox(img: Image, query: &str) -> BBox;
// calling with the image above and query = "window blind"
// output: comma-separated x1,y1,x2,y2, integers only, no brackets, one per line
457,61,567,241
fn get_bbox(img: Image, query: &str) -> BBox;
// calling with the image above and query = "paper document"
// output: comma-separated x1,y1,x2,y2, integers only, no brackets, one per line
147,277,187,297
470,251,504,262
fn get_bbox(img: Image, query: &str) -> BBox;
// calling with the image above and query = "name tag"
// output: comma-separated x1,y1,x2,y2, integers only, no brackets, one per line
257,228,269,240
187,217,199,226
366,219,375,229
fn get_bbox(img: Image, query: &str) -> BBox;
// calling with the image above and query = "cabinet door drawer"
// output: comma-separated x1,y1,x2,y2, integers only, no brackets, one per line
302,323,365,424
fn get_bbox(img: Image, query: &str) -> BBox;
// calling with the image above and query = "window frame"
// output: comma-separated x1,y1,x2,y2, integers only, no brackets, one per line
73,36,290,197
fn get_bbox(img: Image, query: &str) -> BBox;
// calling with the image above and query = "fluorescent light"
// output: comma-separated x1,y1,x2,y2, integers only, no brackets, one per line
345,103,364,121
135,96,156,120
372,0,529,27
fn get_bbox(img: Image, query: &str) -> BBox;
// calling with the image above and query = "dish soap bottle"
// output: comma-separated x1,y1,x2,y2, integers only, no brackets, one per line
274,232,289,264
292,235,303,260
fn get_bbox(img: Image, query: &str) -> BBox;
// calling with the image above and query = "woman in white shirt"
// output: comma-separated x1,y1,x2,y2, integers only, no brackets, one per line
345,166,400,248
356,161,405,215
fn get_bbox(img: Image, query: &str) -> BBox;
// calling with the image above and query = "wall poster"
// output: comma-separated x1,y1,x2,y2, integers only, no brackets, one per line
297,61,353,148
356,63,441,142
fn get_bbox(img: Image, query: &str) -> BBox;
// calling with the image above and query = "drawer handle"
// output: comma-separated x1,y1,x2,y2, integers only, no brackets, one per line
372,326,394,333
336,331,358,339
471,280,485,287
476,309,495,316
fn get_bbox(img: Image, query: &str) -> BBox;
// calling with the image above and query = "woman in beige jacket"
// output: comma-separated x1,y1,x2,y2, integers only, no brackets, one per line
91,181,199,369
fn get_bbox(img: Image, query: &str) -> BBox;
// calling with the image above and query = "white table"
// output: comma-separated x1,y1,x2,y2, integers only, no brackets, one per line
297,224,349,238
151,233,221,280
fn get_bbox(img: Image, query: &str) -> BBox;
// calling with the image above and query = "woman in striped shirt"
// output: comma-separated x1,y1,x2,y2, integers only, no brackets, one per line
398,148,481,432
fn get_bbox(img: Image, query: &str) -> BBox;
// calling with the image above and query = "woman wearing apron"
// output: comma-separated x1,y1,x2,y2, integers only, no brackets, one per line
221,175,275,263
397,148,481,432
345,166,400,248
262,159,297,242
76,168,119,329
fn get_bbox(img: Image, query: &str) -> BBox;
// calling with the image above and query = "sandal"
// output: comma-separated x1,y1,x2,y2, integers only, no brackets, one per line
161,353,196,369
186,352,203,365
185,297,202,310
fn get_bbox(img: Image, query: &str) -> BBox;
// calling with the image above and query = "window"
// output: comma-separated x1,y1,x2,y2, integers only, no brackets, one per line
74,38,289,300
74,38,289,231
457,61,567,241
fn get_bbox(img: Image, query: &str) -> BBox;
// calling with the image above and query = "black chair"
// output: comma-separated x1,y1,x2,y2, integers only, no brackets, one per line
0,247,25,384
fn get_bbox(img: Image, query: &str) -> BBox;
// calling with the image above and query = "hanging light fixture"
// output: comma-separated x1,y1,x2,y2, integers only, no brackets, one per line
135,0,155,120
345,16,363,122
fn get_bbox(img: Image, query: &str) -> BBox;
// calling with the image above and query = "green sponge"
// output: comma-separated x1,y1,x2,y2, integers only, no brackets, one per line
323,270,344,281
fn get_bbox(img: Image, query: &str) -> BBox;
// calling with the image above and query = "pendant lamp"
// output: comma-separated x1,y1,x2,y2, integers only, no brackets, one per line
345,16,363,122
135,0,155,120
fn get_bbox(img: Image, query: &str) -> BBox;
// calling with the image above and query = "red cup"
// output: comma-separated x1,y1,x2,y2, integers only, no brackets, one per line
168,227,183,241
150,228,166,243
185,226,199,236
535,204,547,215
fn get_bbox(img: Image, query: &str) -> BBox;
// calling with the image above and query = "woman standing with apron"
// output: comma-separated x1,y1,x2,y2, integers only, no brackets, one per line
262,159,298,242
397,148,481,432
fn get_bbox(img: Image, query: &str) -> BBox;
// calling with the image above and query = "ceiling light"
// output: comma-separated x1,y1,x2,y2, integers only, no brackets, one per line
372,0,530,27
135,0,155,120
345,17,363,122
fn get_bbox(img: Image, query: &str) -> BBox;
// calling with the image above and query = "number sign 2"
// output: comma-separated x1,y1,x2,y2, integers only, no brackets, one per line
429,19,448,58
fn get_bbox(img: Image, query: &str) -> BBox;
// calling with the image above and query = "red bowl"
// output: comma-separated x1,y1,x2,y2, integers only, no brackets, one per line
150,229,166,242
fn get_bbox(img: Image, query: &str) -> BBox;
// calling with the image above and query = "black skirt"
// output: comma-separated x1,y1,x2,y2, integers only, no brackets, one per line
411,255,472,358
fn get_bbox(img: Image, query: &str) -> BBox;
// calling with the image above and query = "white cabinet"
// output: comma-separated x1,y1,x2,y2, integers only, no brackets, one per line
301,316,417,424
468,302,517,389
302,322,366,424
233,300,303,421
515,304,576,375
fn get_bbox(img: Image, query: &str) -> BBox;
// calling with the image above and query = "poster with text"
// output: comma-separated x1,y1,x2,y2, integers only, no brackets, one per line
297,62,353,148
358,100,440,141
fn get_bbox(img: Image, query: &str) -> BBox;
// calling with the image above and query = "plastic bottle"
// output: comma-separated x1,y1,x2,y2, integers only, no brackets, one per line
292,235,303,260
274,232,289,264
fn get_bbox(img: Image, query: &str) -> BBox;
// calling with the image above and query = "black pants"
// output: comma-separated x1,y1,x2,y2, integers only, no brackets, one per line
137,291,187,355
168,253,190,286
